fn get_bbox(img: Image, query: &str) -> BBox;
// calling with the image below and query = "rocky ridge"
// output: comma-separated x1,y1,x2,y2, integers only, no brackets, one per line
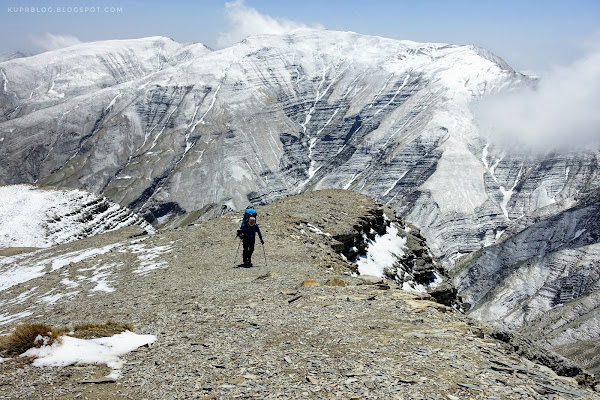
0,190,596,399
0,184,153,251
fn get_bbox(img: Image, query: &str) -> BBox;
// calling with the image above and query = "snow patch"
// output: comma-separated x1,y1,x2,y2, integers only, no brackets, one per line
105,93,122,111
531,185,556,209
1,68,7,93
0,243,120,292
499,165,523,220
0,310,33,326
306,223,331,237
50,244,120,272
60,278,79,289
356,224,406,278
47,77,65,98
383,171,407,197
402,281,428,293
230,164,252,182
89,263,121,293
421,134,488,215
128,243,173,275
23,331,156,379
481,143,489,169
40,290,79,305
0,287,38,309
0,185,152,249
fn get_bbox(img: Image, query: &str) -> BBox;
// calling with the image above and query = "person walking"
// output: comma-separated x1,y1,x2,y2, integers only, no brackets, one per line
237,207,264,267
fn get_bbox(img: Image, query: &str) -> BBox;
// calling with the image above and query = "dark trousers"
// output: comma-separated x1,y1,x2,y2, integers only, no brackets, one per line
242,237,255,265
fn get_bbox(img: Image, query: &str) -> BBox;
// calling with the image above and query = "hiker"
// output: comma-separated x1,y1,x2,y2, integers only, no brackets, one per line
237,207,264,267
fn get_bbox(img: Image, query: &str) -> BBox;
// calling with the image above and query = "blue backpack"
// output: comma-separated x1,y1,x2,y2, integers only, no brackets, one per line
243,207,257,224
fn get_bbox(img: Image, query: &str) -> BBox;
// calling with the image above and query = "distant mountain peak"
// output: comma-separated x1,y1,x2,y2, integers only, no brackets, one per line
0,51,31,63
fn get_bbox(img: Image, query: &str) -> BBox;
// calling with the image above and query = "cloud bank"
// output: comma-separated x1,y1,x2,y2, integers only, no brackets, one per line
217,0,324,48
473,38,600,153
32,33,82,51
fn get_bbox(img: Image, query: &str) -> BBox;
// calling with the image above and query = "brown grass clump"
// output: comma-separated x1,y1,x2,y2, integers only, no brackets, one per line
71,320,134,339
0,323,65,356
0,320,134,358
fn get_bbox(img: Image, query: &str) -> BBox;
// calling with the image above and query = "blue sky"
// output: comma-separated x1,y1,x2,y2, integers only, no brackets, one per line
0,0,599,72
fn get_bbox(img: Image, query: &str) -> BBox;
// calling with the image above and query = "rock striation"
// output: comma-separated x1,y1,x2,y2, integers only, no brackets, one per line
454,187,600,374
0,184,153,250
0,31,532,242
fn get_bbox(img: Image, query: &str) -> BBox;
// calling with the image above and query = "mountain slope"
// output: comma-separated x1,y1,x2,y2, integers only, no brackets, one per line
0,37,211,121
0,30,555,265
1,190,596,398
0,30,530,235
454,186,600,363
0,184,153,250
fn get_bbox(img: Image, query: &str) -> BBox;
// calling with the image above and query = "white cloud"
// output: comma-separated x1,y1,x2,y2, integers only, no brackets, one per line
217,0,324,48
32,33,83,51
473,36,600,153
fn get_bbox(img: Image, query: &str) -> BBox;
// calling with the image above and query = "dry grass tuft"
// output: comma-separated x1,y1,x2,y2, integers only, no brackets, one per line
0,323,64,356
0,320,134,358
71,320,134,339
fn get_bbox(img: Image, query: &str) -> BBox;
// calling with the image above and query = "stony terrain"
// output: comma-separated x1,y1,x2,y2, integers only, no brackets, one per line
0,190,597,399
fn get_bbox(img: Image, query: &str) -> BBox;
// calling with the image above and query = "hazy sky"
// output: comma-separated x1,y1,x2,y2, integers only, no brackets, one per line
0,0,599,73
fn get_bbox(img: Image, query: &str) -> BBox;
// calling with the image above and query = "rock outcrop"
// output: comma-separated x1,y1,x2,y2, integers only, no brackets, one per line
0,184,153,249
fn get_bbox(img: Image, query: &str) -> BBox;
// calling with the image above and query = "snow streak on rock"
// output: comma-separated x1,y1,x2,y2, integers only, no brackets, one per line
0,185,153,249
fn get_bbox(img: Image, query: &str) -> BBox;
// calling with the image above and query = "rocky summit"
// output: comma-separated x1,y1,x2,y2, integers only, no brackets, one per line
0,190,597,399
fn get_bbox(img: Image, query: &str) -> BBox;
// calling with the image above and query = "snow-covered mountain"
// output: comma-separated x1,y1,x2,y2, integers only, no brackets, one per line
1,30,599,358
0,184,153,249
0,51,30,63
455,186,600,344
0,31,529,230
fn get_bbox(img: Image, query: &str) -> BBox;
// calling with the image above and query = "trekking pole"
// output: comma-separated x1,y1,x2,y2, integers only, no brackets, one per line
233,238,242,267
262,241,267,268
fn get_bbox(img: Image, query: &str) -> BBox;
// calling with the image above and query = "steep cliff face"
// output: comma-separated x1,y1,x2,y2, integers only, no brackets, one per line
454,186,600,352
